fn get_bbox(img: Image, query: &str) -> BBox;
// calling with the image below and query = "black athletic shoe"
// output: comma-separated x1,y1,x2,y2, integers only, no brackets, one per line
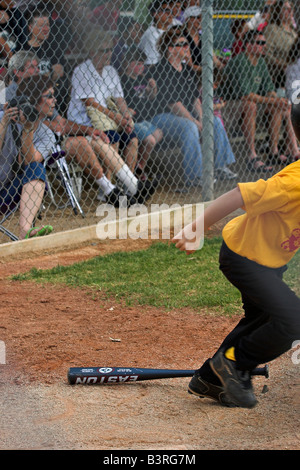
188,372,236,407
106,188,137,208
135,179,157,204
210,351,258,409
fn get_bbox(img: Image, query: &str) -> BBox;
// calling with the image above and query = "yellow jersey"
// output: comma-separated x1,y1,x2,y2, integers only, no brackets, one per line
222,161,300,268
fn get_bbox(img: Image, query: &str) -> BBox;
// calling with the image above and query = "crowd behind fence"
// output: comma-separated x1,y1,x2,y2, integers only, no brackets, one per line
0,0,299,244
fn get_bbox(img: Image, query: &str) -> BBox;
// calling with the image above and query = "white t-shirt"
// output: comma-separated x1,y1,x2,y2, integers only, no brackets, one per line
67,59,124,125
246,11,264,30
0,116,56,188
138,20,181,65
34,121,57,160
139,25,167,65
286,58,300,102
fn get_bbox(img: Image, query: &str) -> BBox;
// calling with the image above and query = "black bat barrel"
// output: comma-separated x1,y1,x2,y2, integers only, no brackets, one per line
67,365,269,385
68,367,196,385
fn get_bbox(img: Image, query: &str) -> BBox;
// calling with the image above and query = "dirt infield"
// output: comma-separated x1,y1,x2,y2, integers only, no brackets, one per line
0,232,299,450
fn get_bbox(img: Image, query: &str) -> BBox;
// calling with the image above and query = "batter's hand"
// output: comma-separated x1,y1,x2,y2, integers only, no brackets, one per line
172,220,203,254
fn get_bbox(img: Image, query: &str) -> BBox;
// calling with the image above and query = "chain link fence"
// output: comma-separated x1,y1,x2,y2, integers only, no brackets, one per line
0,0,299,244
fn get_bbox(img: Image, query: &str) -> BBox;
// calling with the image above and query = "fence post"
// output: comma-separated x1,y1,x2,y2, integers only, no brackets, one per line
201,0,214,202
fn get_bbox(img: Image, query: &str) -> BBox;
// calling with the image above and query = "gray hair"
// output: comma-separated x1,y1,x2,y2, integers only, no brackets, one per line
7,51,39,79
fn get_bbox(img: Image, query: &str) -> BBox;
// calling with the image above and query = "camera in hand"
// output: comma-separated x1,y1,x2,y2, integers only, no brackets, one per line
8,95,39,122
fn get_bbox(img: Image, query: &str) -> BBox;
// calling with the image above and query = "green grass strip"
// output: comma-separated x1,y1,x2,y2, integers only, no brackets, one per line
12,237,300,315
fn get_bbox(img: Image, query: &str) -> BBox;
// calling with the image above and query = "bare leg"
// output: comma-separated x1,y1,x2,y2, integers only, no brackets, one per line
19,180,45,239
265,106,284,155
139,129,163,170
122,137,138,172
283,109,300,158
90,138,129,174
240,101,272,170
240,100,257,158
90,137,139,195
106,142,120,180
63,136,104,179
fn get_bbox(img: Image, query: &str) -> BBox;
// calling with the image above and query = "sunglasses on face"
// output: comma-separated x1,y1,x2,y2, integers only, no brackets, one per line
255,40,266,45
42,92,56,99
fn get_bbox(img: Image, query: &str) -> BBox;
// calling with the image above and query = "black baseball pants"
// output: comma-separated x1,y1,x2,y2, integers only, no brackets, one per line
199,241,300,381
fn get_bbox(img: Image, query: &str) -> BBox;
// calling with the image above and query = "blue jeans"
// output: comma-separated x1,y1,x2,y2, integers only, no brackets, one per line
0,162,46,213
151,114,202,184
151,113,235,184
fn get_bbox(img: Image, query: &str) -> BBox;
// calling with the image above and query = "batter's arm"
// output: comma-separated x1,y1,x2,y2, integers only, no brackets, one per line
172,186,244,254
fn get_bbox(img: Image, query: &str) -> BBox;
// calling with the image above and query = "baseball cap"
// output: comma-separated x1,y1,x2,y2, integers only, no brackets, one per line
183,6,202,22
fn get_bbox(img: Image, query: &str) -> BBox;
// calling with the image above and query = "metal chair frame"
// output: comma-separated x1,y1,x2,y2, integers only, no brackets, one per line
44,146,85,218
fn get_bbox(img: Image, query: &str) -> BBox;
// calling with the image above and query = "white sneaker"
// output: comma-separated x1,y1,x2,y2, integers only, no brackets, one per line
215,167,238,180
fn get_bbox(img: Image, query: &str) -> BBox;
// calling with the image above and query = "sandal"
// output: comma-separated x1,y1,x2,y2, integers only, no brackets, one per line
267,153,289,165
25,225,53,239
286,154,300,163
247,157,273,173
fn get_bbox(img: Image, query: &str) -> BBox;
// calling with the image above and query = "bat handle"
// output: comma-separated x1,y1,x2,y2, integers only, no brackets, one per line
251,364,269,378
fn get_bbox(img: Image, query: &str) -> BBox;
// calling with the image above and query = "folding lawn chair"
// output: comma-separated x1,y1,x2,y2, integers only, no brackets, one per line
44,145,85,218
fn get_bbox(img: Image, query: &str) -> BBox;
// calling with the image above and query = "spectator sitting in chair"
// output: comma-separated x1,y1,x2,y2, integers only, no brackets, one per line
138,0,180,66
68,29,139,172
263,0,298,90
182,6,225,72
221,29,300,172
0,6,14,56
111,16,144,74
149,26,237,191
17,6,65,82
0,77,54,240
0,0,28,51
16,6,69,115
286,37,300,103
7,51,152,207
68,29,157,202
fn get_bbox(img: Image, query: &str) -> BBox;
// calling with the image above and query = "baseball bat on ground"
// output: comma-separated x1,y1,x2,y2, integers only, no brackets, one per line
67,365,269,385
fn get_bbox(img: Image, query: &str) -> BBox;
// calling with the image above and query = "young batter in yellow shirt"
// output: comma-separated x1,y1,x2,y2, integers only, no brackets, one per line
224,160,300,268
172,161,300,409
